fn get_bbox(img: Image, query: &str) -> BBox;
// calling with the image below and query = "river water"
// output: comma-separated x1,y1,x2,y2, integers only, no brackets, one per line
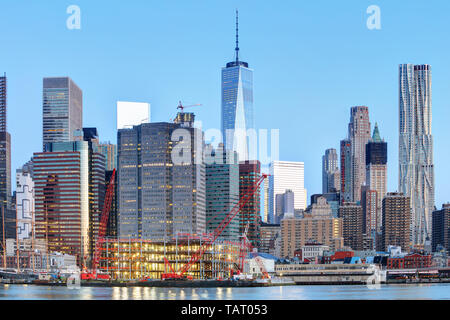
0,283,449,300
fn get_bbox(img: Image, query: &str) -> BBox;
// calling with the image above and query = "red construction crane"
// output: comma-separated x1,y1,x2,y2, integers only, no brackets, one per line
161,173,268,280
238,223,250,272
177,101,202,112
81,169,116,281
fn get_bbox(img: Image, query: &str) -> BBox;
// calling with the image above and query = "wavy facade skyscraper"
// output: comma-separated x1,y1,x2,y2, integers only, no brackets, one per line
399,64,435,245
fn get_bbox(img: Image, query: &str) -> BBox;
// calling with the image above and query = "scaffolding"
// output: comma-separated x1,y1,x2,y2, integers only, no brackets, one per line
98,234,241,281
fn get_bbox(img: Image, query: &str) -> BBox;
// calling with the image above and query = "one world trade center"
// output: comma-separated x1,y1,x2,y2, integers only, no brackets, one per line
221,10,254,161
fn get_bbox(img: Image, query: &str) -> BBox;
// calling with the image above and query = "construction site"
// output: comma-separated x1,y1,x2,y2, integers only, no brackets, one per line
97,235,242,281
0,169,275,286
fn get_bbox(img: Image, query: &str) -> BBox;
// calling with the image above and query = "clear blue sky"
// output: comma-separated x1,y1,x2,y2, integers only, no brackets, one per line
0,0,449,207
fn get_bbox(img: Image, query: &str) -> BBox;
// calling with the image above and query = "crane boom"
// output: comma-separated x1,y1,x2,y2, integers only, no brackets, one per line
177,101,202,112
82,169,116,280
170,173,267,278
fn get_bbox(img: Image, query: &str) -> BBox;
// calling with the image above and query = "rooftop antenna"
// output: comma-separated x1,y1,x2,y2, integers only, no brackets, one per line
235,9,239,63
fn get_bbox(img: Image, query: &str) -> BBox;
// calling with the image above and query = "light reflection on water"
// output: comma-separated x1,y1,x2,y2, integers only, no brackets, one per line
0,284,450,300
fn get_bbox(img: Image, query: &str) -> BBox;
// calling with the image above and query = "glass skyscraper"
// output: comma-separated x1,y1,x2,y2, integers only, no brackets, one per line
221,11,254,161
34,128,105,266
117,113,206,241
205,145,240,241
42,77,82,150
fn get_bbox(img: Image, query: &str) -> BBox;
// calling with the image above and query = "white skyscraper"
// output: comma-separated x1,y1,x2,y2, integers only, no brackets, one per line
268,161,307,223
399,64,434,245
116,101,151,130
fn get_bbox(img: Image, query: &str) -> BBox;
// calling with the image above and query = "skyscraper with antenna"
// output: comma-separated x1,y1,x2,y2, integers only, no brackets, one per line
221,10,254,161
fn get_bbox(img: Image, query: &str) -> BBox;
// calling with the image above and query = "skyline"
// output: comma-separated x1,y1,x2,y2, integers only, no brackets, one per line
1,1,450,207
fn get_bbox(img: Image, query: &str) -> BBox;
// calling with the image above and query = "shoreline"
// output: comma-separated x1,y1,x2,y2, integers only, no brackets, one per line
2,278,450,288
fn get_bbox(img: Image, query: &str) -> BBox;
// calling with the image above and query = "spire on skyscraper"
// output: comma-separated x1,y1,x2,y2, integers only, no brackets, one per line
235,9,239,63
372,122,382,142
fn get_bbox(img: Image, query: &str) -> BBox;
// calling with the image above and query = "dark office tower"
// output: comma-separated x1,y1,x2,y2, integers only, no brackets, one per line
366,123,387,234
239,160,261,247
361,186,377,249
382,192,411,252
105,170,118,238
0,205,15,252
205,145,239,241
348,106,371,203
117,112,206,241
432,204,450,253
42,77,82,150
0,75,11,213
0,74,7,131
322,148,339,194
34,128,105,266
259,222,281,256
340,139,352,203
339,202,363,251
221,11,254,161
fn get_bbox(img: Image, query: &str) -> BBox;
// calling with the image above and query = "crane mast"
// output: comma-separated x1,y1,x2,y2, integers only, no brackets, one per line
162,173,268,280
81,168,116,280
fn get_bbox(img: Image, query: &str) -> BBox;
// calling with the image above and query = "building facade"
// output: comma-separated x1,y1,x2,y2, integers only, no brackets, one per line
339,202,364,251
105,170,118,238
0,73,6,132
239,160,261,247
274,189,294,224
16,168,35,240
0,74,11,211
311,193,340,218
322,148,340,194
268,161,307,223
42,77,82,149
99,142,117,171
361,186,377,247
340,139,352,203
281,208,343,258
432,204,450,253
205,146,240,241
366,123,387,234
259,223,281,257
348,106,371,203
33,129,105,265
117,114,206,241
221,11,254,161
381,192,411,252
399,64,435,245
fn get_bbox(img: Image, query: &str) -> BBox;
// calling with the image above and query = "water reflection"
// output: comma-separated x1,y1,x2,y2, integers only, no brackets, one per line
132,287,142,300
112,287,121,300
216,287,223,300
225,287,232,300
1,284,450,300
